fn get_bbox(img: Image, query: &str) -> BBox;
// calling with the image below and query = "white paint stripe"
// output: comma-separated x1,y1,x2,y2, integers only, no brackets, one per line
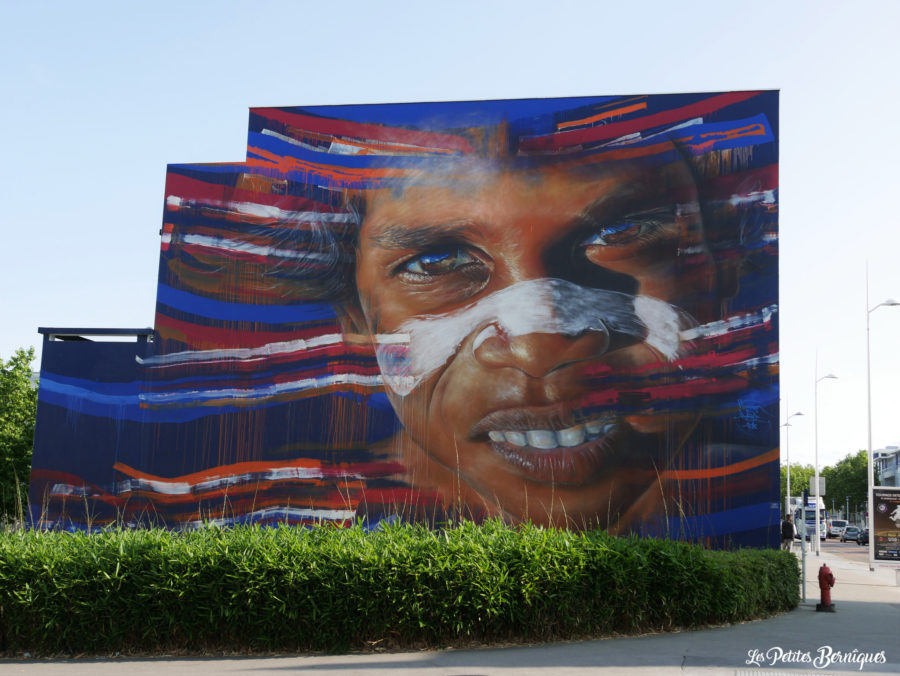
679,305,777,341
728,190,777,206
601,117,704,148
117,467,341,495
165,194,353,223
139,372,383,405
138,334,346,366
50,463,369,499
162,232,336,262
187,506,356,527
261,127,454,155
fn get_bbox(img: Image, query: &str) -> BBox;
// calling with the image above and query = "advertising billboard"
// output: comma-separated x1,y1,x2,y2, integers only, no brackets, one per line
873,487,900,562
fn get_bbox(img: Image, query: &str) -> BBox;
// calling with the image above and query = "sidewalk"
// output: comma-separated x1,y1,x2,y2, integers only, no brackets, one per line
2,544,899,675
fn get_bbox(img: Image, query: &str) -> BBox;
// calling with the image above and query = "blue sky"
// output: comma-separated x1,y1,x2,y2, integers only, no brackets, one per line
2,0,899,472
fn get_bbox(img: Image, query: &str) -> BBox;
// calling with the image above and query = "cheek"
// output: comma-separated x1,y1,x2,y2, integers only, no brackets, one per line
620,255,717,307
391,348,491,454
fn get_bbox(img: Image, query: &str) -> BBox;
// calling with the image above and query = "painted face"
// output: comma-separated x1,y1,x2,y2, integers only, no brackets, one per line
353,157,720,529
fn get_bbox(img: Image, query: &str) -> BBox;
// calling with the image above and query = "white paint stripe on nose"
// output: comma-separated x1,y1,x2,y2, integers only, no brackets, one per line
374,278,696,397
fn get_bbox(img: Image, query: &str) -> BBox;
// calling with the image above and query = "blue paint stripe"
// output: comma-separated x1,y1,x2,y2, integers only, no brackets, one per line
599,114,774,151
156,284,335,323
277,96,621,128
37,374,386,424
667,502,779,538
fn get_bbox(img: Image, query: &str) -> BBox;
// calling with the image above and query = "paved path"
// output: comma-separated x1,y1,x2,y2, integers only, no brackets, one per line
2,542,899,675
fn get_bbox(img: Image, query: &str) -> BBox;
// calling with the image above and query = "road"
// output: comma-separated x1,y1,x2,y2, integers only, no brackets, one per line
800,534,870,563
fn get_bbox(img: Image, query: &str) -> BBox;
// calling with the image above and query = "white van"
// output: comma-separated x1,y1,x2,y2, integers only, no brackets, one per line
828,519,848,539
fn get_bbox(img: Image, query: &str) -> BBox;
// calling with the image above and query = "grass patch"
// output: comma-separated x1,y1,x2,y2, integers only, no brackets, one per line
0,521,799,655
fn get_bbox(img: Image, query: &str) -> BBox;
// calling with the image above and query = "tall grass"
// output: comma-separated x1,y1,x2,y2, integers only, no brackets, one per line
0,521,799,655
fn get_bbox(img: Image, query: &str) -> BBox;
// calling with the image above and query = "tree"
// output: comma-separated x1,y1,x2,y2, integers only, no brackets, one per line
0,347,38,520
780,462,815,512
822,450,869,519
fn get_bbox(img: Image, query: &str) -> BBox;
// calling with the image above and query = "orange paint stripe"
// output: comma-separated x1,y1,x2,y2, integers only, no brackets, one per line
690,122,768,152
248,147,409,181
557,102,648,130
665,447,779,481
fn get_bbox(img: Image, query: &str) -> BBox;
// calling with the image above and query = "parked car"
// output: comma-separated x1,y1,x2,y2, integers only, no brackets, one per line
858,528,869,546
841,526,861,542
828,519,848,538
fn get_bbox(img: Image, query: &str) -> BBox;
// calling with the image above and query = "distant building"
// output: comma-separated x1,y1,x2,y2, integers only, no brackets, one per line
874,445,900,487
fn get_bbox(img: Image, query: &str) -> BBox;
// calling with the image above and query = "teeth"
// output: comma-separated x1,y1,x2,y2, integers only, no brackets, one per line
557,425,585,447
526,430,557,449
505,431,527,446
488,418,614,450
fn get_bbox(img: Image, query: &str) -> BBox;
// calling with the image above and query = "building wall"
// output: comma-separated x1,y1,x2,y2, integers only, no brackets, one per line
30,92,780,547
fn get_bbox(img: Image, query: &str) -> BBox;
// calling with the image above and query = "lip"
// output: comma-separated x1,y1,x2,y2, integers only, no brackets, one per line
469,403,622,485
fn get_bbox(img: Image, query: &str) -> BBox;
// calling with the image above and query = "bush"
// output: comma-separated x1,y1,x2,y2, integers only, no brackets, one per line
0,521,799,655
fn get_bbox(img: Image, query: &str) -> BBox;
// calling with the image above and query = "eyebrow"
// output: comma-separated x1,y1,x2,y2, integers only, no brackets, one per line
572,183,646,226
366,220,482,250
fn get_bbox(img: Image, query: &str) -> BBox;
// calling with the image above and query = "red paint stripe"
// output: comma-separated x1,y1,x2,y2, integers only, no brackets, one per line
519,91,763,152
580,375,749,408
254,107,473,154
702,164,778,198
165,172,348,213
28,469,115,497
141,352,380,382
152,316,343,349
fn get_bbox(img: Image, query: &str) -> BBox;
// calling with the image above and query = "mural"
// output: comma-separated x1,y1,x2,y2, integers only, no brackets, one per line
31,92,780,546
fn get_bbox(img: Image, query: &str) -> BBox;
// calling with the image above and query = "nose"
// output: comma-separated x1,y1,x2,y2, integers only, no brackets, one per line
472,325,609,378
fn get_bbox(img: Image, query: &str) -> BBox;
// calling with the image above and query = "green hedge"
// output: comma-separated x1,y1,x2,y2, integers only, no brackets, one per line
0,521,799,654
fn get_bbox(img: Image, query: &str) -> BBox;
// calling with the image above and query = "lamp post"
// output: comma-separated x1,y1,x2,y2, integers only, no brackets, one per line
815,370,837,556
782,410,804,518
865,268,899,570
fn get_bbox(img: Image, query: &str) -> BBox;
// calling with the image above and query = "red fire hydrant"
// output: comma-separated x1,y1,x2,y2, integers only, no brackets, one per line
816,563,836,612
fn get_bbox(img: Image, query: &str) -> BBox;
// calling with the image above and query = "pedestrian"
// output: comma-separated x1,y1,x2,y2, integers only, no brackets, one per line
782,514,795,551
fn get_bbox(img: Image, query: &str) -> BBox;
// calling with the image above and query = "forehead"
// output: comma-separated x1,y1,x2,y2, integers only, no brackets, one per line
360,157,698,232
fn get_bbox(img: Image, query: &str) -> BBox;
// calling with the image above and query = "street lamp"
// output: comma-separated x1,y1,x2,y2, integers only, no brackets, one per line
866,271,899,570
815,370,837,556
782,410,804,518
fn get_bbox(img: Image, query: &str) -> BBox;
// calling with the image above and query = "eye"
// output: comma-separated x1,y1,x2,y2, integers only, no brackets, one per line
399,247,480,276
581,218,662,247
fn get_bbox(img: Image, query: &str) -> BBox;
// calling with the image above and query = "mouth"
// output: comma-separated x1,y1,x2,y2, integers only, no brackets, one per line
469,406,623,485
486,417,617,450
